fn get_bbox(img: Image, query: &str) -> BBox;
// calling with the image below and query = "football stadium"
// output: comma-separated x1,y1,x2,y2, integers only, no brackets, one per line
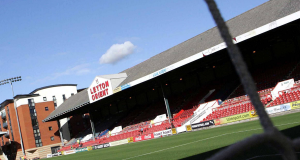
42,0,300,159
2,0,300,159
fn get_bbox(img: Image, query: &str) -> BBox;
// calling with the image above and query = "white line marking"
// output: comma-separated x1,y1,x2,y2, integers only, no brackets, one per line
122,122,299,160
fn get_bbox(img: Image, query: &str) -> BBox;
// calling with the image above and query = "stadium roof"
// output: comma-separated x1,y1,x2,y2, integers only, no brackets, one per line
44,0,300,122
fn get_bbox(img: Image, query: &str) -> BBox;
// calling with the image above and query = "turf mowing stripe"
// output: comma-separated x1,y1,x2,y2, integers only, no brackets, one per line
122,121,300,160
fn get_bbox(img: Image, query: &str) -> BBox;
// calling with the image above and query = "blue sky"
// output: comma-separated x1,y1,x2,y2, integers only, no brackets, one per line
0,0,268,101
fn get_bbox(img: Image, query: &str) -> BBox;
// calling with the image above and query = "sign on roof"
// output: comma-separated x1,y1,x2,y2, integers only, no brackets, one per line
88,77,113,103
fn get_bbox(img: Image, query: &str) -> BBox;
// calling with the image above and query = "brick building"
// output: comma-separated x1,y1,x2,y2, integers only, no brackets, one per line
0,84,80,160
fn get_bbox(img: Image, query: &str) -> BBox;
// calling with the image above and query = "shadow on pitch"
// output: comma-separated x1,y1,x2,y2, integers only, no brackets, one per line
180,124,300,160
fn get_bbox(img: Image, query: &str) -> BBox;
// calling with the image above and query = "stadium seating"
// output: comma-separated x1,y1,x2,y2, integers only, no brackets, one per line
201,88,273,122
269,84,300,107
61,63,300,152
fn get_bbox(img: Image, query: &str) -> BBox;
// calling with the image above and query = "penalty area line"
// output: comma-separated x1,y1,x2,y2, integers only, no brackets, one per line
122,121,299,160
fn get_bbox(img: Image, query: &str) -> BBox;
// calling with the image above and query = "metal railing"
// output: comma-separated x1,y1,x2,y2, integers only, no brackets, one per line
204,0,299,159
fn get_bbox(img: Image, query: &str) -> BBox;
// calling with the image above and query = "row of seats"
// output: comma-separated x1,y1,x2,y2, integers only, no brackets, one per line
203,80,300,122
122,121,150,132
203,104,255,121
269,86,300,107
202,88,274,122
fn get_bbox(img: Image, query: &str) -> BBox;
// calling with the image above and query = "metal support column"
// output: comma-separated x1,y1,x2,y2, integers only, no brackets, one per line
89,111,96,141
57,120,64,146
160,84,172,124
10,82,25,156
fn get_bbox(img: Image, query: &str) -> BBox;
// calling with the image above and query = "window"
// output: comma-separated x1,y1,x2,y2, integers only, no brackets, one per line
50,136,54,141
32,119,39,127
28,98,35,107
53,96,57,108
62,94,66,102
51,146,60,154
45,107,49,111
33,129,40,137
43,97,47,101
30,108,37,117
35,139,42,147
49,127,52,131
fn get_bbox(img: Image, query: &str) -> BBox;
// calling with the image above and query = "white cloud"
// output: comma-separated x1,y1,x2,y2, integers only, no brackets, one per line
99,41,136,64
32,63,91,84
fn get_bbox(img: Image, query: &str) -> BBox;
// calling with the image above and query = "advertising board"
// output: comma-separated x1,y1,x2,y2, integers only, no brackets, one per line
110,139,128,147
76,147,88,153
87,146,93,151
47,152,61,158
127,137,134,143
61,150,76,155
186,125,192,131
214,112,251,125
266,103,291,114
133,134,154,142
162,129,172,136
172,128,177,134
94,143,110,150
113,87,121,93
290,100,300,110
153,129,172,138
249,110,258,118
121,83,131,90
191,120,215,129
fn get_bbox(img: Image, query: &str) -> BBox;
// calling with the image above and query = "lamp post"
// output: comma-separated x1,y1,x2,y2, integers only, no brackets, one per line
0,77,25,156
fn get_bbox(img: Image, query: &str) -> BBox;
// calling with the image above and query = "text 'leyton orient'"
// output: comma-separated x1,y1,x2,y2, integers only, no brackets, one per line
90,81,109,101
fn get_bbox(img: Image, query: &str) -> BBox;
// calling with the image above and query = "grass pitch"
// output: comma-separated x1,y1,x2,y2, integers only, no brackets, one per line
53,112,300,160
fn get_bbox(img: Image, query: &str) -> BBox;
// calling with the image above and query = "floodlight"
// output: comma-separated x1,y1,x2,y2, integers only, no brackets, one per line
0,76,24,155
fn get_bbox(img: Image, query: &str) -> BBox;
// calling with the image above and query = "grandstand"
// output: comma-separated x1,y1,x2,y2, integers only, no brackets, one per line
42,0,300,157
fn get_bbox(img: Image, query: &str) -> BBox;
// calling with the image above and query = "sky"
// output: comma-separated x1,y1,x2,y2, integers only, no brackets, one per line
0,0,268,101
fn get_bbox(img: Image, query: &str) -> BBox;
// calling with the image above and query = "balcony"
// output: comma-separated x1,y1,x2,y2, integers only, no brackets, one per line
3,122,8,128
1,112,6,119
